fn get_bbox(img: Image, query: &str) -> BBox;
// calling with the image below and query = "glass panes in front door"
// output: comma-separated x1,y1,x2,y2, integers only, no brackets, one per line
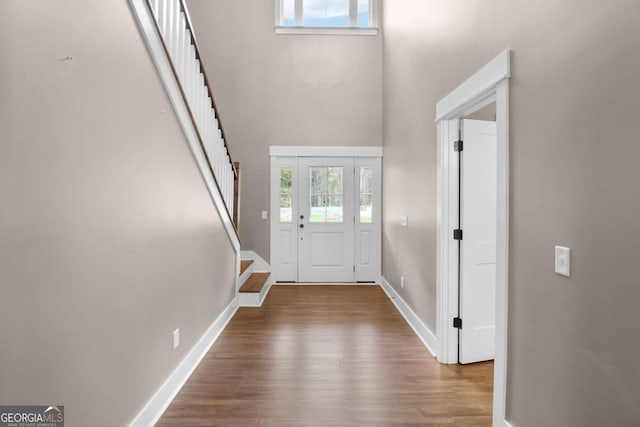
309,166,344,223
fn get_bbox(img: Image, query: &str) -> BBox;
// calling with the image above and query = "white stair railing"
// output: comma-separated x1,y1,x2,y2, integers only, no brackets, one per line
147,0,237,220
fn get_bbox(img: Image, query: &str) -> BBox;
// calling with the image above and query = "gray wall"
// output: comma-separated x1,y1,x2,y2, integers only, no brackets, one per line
0,1,236,426
186,0,383,261
382,0,640,425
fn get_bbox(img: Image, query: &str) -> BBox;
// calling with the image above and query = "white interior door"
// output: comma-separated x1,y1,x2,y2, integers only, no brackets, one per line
459,119,497,364
298,157,355,282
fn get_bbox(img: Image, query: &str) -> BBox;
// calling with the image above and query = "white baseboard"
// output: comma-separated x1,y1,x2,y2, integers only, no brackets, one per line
503,420,514,427
129,296,239,427
240,250,270,272
276,282,375,285
379,277,438,357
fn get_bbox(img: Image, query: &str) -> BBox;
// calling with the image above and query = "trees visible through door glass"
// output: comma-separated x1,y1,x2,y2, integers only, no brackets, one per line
310,166,343,223
359,167,372,223
280,166,293,223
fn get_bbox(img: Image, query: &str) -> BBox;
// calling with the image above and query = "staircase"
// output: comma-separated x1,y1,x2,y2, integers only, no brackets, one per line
238,254,273,307
131,0,274,307
130,0,239,247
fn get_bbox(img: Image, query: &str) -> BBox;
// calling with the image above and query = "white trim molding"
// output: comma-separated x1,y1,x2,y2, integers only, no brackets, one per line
435,50,510,427
275,27,378,36
503,420,515,427
493,78,510,427
129,296,239,427
435,50,510,121
277,282,375,286
269,146,383,158
270,155,382,282
129,0,239,253
379,277,437,357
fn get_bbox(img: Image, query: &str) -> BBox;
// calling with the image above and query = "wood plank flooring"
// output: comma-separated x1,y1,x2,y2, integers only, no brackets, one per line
157,285,493,426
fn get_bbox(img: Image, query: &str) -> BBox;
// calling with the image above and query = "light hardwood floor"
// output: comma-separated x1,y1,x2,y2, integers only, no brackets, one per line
157,285,493,426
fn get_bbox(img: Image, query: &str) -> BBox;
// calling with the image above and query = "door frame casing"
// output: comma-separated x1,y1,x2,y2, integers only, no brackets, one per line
434,50,510,427
269,146,383,283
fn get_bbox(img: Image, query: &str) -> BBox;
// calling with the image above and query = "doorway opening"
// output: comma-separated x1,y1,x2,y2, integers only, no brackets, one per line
270,147,382,283
435,50,510,427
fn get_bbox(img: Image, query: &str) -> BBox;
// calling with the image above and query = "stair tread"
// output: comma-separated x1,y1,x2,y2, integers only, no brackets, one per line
239,272,270,293
240,260,254,275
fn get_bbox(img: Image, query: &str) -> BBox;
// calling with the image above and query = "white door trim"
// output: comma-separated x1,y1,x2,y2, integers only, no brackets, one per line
270,149,382,283
435,50,510,121
435,50,510,427
270,146,383,158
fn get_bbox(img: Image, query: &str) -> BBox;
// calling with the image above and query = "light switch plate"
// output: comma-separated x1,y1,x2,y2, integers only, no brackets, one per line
261,210,268,220
173,328,180,350
555,246,571,277
400,216,408,226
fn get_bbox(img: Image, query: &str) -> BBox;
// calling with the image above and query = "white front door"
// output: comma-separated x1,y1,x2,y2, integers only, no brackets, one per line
270,151,381,283
459,119,497,364
298,157,355,282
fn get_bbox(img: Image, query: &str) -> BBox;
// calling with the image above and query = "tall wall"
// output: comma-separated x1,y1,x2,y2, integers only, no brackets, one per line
0,1,236,426
382,0,640,425
186,0,383,261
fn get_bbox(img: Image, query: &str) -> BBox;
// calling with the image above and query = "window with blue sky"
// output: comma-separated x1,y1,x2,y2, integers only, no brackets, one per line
278,0,375,30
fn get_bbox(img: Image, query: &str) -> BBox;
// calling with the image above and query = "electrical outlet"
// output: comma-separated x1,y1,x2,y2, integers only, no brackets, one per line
261,210,268,220
400,276,405,288
400,216,408,227
173,328,180,350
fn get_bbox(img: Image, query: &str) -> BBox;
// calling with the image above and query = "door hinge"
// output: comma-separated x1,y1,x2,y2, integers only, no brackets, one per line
453,229,463,240
353,265,356,272
454,140,463,152
453,317,462,329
